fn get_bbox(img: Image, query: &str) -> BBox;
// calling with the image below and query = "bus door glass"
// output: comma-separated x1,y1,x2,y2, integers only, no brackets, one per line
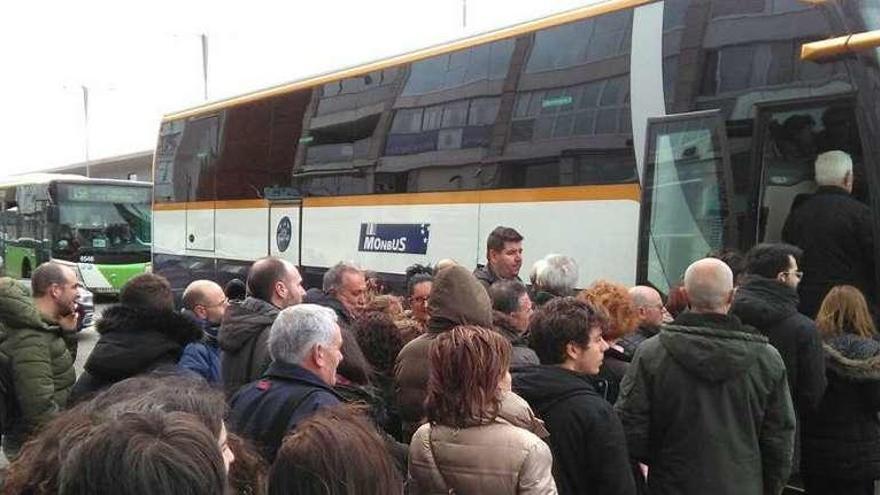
638,109,735,293
180,115,219,253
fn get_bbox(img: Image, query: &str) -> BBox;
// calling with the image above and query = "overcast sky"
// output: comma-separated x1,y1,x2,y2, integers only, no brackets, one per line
0,0,601,175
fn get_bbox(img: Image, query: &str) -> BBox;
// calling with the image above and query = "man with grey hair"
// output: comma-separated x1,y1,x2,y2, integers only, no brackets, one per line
618,285,670,359
229,304,343,461
783,149,874,317
616,258,795,495
531,254,579,306
303,261,366,328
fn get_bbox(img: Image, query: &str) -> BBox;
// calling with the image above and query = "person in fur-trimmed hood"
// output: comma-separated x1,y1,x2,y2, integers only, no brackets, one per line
801,285,880,495
70,274,202,403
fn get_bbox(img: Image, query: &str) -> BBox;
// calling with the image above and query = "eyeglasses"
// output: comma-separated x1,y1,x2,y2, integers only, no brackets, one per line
781,270,804,279
200,297,228,309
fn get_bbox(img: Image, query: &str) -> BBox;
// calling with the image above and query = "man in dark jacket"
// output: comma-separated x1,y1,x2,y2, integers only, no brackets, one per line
302,261,366,328
219,257,305,397
782,150,875,317
473,226,524,290
513,297,635,495
229,304,343,462
71,273,202,403
179,279,229,384
616,258,796,495
489,280,539,368
731,243,827,416
394,264,493,441
618,286,668,359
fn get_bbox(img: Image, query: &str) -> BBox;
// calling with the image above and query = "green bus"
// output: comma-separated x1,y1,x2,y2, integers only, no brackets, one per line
0,173,152,294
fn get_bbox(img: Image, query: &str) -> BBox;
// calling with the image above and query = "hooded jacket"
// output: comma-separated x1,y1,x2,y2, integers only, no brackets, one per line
71,304,202,402
731,276,827,414
782,186,876,317
615,312,796,495
514,365,635,495
493,310,540,369
801,334,880,481
408,391,557,495
0,278,75,447
219,296,280,397
394,265,492,441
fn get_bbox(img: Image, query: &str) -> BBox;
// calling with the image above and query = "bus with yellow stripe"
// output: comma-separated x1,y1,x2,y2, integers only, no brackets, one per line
0,174,152,293
152,0,880,296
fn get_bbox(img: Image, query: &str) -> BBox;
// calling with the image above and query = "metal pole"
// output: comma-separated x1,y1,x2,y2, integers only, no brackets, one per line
81,85,90,177
201,34,209,101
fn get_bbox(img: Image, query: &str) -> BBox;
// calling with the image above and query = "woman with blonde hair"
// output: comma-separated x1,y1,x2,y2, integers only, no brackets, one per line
801,285,880,495
408,325,556,494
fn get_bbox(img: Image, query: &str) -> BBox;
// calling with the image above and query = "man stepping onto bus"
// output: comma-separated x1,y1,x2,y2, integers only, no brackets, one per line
219,257,305,397
0,263,77,456
474,226,524,291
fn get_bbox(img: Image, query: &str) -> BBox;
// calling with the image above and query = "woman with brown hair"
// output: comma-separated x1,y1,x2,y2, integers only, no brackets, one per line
801,285,880,495
268,404,403,495
409,325,556,494
578,280,639,403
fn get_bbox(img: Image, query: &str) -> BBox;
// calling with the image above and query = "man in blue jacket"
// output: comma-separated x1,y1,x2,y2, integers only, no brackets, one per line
229,304,343,461
179,280,229,384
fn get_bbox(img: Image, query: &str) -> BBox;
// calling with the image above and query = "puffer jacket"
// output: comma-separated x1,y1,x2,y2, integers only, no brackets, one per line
71,304,202,403
615,312,796,495
218,296,279,397
801,334,880,481
0,278,75,447
394,265,492,441
731,276,827,414
408,391,556,494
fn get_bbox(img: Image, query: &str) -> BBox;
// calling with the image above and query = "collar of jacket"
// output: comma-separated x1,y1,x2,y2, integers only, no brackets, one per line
672,311,759,335
492,310,529,345
263,361,338,393
825,340,880,382
815,185,851,197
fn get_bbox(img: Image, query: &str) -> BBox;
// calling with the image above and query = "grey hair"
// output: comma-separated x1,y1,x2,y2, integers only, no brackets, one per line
268,304,338,365
683,258,733,312
535,254,579,295
815,150,852,186
322,261,362,293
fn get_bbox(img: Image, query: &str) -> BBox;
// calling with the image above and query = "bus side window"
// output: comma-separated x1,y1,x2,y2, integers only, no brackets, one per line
756,99,867,243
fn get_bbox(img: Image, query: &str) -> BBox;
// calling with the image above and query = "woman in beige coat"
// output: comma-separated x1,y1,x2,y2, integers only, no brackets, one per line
408,325,557,494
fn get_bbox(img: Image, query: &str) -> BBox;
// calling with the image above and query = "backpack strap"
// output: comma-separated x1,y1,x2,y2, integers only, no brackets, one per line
427,425,457,495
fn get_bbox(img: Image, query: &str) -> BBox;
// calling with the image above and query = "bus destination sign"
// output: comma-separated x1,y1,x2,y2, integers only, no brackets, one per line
358,223,430,255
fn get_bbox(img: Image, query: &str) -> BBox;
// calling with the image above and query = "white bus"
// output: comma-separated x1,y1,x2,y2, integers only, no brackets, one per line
0,174,152,293
152,0,880,298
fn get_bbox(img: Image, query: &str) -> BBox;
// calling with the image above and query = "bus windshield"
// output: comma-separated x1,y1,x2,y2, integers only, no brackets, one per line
54,184,151,255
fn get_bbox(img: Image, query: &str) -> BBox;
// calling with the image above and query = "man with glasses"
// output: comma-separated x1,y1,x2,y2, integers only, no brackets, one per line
619,285,671,360
731,243,826,483
179,280,230,384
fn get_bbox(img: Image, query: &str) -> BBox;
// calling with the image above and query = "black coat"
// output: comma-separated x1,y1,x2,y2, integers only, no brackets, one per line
801,334,880,481
591,346,630,404
782,186,875,317
302,289,354,328
70,305,202,403
218,297,279,397
513,365,636,495
730,276,827,414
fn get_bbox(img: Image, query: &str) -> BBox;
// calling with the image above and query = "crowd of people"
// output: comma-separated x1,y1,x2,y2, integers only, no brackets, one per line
0,149,875,494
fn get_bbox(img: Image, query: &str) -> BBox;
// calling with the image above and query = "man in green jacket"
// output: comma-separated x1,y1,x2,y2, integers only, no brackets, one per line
0,263,77,455
615,258,796,495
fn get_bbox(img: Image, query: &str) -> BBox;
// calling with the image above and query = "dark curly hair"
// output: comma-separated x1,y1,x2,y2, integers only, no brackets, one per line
528,297,607,365
405,264,433,297
354,311,405,376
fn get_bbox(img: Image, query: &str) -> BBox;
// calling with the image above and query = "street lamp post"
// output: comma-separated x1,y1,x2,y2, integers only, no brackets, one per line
81,85,90,177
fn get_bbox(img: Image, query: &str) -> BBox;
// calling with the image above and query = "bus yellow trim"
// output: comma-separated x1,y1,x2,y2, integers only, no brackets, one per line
152,184,640,211
801,30,880,62
162,0,657,121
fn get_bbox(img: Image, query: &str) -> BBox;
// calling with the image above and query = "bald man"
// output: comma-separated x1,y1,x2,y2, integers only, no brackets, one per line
618,286,670,359
616,258,795,495
179,280,229,384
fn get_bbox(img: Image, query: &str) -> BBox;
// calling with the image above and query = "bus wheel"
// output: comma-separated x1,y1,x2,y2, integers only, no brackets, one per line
21,259,31,279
